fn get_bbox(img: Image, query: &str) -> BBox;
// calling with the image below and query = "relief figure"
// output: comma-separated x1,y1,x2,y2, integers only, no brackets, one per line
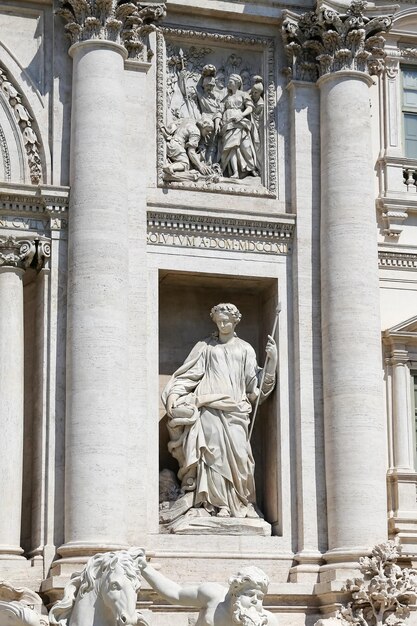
219,74,258,179
163,47,268,187
161,115,214,180
196,64,223,165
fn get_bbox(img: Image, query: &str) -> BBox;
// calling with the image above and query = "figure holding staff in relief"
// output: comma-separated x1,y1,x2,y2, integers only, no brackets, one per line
162,303,278,519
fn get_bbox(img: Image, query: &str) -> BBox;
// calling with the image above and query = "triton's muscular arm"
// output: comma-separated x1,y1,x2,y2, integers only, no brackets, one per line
138,557,223,608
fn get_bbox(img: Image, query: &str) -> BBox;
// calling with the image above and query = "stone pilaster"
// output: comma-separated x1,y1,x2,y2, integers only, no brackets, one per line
287,79,325,582
283,0,392,574
0,237,36,559
390,349,413,471
57,0,165,559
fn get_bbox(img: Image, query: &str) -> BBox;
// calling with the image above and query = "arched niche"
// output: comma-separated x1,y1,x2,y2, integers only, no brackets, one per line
158,270,280,531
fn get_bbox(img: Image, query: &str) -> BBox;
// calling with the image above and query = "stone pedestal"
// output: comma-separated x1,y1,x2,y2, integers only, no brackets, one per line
319,71,387,568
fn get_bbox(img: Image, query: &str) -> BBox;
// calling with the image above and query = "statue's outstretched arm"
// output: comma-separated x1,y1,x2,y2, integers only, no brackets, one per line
140,561,203,608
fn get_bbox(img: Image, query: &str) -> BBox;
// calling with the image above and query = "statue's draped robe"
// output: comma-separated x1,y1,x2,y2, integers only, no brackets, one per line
162,335,275,517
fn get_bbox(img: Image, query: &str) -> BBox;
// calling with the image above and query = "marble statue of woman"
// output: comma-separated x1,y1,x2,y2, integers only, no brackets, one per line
162,303,277,519
219,74,257,178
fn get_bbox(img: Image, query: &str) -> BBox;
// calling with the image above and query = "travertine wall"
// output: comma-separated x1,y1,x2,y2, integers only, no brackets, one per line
0,1,416,625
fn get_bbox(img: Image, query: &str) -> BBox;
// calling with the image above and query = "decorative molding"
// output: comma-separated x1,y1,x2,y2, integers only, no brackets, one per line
36,237,51,270
398,45,417,61
147,211,294,255
0,66,43,184
58,1,166,62
282,0,392,82
0,124,11,182
0,235,50,270
389,348,409,365
379,250,417,269
0,185,69,233
380,206,408,238
156,26,277,197
384,58,399,79
160,26,271,48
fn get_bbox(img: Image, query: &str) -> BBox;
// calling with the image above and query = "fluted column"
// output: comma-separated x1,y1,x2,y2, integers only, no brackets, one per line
57,0,165,558
283,1,392,571
0,236,36,559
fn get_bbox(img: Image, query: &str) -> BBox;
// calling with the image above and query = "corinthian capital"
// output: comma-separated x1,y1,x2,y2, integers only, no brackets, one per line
0,237,36,269
58,0,166,61
282,0,392,81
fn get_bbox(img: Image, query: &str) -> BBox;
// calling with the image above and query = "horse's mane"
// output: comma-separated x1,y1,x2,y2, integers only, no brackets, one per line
49,550,143,626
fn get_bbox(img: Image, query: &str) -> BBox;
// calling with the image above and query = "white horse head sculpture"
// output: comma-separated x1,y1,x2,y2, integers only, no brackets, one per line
49,548,148,626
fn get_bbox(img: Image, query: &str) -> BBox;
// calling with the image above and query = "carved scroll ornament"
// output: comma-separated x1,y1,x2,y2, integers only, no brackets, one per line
0,236,50,270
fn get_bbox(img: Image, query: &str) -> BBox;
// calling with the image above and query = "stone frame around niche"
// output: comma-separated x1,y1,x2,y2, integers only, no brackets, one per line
156,26,277,198
157,270,281,534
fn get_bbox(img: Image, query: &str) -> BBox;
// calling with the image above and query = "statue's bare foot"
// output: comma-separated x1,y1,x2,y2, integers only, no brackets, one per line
246,503,260,519
230,172,239,179
217,507,231,518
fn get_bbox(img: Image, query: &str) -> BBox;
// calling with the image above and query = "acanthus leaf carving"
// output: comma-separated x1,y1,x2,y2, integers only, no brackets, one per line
282,0,392,82
0,67,42,184
57,1,166,61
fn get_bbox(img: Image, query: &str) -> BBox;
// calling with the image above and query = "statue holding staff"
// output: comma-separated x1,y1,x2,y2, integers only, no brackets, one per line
162,303,277,519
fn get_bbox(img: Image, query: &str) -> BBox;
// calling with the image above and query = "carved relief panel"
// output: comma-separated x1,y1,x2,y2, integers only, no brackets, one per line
156,27,277,197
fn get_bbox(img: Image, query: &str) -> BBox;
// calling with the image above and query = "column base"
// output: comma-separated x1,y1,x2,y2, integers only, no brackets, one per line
0,545,25,560
289,550,323,582
318,546,371,584
58,540,131,561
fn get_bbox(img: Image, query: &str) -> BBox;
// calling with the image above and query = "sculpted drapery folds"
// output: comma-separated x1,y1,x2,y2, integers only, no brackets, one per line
162,303,277,519
161,56,266,184
220,74,258,179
